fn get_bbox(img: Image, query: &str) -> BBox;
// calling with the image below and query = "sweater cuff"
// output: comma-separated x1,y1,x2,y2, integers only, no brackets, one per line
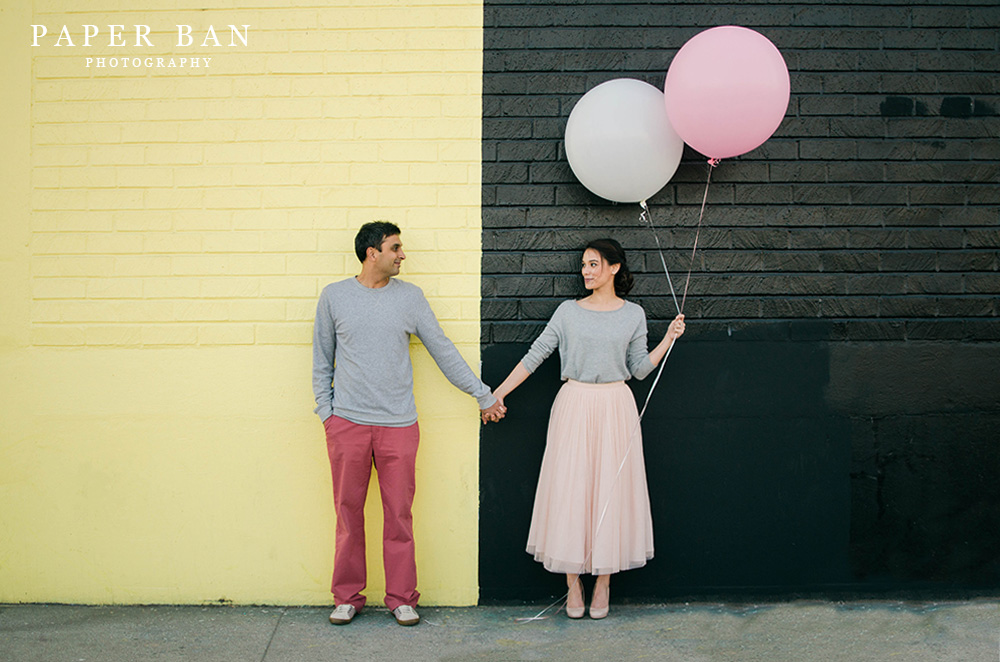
314,402,334,421
476,392,498,409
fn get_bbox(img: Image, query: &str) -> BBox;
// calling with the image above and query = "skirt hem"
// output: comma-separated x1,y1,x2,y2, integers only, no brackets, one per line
526,545,653,576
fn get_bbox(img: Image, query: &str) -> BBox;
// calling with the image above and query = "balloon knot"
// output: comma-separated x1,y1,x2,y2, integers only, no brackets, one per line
708,158,720,168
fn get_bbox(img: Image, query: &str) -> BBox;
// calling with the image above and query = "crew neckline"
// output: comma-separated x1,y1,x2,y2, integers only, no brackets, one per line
352,276,395,291
574,299,626,313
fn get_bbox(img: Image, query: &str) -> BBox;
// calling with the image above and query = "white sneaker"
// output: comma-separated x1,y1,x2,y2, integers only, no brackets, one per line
329,604,357,625
392,605,420,626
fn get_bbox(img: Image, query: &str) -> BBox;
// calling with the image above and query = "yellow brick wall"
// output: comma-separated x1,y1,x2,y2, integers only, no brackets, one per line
1,0,484,605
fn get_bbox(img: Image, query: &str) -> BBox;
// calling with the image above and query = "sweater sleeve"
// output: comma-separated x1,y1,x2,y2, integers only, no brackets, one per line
412,290,497,409
520,305,562,374
626,310,656,381
312,289,337,421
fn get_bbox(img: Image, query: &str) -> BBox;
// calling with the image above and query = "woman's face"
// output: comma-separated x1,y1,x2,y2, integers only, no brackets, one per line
581,248,618,292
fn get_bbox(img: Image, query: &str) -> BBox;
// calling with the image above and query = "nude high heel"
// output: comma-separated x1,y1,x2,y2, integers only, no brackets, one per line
589,580,609,619
566,576,585,619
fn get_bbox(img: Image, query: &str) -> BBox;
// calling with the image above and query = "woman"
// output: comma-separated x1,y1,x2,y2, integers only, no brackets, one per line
491,238,685,619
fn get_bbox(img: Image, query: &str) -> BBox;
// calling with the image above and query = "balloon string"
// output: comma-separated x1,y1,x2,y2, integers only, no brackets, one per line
680,158,718,313
640,200,681,317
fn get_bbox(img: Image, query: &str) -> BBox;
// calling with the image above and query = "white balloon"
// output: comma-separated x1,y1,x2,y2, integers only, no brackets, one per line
565,78,684,204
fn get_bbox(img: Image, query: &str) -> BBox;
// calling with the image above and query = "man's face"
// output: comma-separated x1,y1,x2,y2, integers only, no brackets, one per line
371,234,405,277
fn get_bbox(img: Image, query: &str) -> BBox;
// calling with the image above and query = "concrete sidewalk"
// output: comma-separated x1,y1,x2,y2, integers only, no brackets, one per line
1,600,998,661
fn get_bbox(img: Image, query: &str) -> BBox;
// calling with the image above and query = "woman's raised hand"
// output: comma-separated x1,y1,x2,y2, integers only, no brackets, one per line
667,314,686,341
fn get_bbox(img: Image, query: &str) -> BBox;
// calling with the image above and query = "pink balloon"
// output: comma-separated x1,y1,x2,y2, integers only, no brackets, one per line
665,26,790,160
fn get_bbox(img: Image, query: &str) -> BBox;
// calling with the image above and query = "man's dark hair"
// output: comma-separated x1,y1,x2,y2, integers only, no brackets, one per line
355,221,402,263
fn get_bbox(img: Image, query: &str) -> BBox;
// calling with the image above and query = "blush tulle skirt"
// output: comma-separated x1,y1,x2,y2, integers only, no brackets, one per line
526,380,654,575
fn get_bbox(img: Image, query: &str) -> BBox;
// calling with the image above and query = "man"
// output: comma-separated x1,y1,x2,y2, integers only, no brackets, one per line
313,221,505,626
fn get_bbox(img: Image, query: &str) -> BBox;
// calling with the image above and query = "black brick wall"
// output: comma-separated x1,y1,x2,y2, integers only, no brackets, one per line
480,1,1000,602
482,1,999,343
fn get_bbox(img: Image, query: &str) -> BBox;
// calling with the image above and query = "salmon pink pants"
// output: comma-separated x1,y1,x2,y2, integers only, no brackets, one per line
323,414,420,611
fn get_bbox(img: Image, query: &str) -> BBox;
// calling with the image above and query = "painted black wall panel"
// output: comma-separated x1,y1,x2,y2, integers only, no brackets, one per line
481,1,1000,600
480,338,1000,600
849,413,1000,586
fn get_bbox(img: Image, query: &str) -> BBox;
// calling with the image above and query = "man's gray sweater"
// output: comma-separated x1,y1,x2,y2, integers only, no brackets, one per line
312,277,496,427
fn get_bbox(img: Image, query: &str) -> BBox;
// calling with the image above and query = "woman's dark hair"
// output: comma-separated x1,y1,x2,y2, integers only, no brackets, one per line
584,238,634,297
355,221,402,262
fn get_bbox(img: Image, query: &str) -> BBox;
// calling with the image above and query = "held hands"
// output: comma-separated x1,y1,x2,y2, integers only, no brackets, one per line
481,396,507,425
667,314,686,341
